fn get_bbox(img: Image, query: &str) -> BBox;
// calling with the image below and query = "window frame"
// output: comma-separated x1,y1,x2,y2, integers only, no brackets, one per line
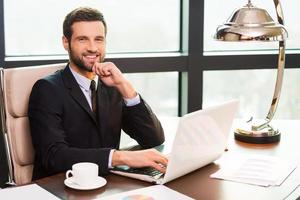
0,0,300,114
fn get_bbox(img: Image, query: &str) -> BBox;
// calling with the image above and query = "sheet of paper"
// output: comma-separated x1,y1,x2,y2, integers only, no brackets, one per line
210,153,297,187
97,185,194,200
0,184,60,200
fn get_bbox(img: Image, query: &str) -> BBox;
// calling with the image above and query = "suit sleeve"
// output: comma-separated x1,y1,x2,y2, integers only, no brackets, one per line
28,79,111,176
121,96,165,148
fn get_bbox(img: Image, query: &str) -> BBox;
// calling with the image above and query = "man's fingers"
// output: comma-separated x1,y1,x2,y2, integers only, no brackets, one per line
92,63,101,75
114,149,169,173
151,161,167,173
147,150,168,173
101,67,112,76
150,149,168,164
94,62,115,77
158,156,168,167
152,153,168,166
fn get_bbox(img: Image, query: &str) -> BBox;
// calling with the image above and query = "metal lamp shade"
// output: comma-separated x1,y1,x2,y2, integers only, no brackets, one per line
215,3,287,42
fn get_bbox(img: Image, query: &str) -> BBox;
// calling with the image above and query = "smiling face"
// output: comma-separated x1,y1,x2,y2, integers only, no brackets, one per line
63,21,106,78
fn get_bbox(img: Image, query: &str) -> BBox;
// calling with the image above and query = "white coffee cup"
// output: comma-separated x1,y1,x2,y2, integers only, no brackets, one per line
66,162,99,187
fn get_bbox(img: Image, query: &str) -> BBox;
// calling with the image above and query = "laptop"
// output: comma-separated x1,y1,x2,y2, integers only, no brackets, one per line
110,100,239,184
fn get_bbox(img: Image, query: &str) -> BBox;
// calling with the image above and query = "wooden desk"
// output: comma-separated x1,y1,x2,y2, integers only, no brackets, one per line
35,119,300,200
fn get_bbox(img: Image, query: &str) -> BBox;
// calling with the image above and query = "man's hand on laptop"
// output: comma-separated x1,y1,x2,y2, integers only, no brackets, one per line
112,149,168,173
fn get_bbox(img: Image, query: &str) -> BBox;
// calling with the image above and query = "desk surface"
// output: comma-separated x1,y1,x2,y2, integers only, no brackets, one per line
35,119,300,200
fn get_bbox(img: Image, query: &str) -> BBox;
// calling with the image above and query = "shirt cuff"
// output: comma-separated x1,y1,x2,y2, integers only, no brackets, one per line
108,149,115,169
123,93,140,106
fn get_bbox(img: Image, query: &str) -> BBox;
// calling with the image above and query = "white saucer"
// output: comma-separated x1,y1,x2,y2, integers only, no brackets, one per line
64,176,107,190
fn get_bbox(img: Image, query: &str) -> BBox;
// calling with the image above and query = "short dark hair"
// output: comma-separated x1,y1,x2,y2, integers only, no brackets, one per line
63,7,107,41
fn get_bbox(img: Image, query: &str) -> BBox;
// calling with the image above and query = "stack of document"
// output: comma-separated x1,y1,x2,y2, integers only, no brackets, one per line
98,185,194,200
210,153,297,187
0,184,59,200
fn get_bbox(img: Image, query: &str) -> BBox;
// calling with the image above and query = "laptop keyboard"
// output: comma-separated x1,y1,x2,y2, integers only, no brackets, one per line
114,166,163,177
129,167,162,176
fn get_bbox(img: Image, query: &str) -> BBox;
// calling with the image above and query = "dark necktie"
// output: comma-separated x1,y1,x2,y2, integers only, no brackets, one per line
90,80,97,114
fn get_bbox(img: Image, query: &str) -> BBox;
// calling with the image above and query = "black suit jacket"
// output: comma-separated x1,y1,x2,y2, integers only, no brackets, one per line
28,65,164,180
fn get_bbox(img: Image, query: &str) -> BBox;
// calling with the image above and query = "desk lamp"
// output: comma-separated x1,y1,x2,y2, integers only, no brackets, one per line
214,0,288,144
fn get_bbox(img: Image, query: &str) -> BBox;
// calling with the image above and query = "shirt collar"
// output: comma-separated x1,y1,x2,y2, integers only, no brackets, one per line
69,65,98,91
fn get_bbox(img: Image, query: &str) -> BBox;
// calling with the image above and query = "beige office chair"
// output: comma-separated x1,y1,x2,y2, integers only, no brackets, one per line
0,63,66,185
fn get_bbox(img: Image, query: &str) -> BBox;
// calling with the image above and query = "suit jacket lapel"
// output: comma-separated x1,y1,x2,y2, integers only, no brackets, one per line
62,65,98,124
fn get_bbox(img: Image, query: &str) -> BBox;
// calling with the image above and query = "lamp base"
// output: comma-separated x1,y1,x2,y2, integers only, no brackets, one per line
234,123,281,144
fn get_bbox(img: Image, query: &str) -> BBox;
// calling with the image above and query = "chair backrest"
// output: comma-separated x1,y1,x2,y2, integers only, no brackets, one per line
0,63,66,185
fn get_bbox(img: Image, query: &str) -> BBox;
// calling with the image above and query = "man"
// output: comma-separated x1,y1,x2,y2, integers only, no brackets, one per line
28,7,167,180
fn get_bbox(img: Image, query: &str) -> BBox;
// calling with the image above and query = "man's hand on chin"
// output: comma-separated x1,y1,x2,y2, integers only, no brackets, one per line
92,62,137,99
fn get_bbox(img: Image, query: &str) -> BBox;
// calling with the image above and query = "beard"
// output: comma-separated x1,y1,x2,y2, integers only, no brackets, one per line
69,45,105,72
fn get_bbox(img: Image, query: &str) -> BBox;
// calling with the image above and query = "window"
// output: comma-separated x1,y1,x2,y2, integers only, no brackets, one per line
204,0,299,55
4,0,180,56
121,72,178,146
124,72,178,116
203,68,300,119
